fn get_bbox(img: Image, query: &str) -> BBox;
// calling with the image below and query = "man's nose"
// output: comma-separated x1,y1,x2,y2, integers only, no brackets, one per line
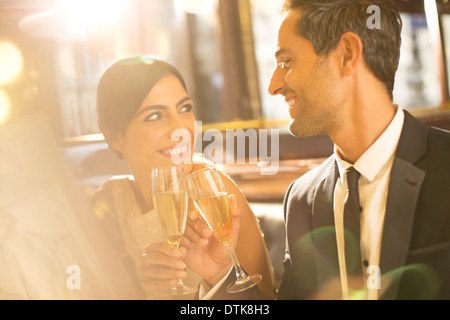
268,67,286,96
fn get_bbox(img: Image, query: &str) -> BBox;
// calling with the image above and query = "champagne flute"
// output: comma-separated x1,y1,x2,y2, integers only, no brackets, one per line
186,167,262,293
151,166,197,296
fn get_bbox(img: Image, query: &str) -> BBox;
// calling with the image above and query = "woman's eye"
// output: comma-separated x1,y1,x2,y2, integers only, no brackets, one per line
144,111,163,122
179,104,193,113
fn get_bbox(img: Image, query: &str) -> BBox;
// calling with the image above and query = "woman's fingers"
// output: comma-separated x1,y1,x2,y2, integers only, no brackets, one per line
142,242,183,261
139,262,187,281
138,242,188,294
144,241,184,257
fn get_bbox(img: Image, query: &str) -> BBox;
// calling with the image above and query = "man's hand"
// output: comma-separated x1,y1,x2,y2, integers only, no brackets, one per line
182,194,240,286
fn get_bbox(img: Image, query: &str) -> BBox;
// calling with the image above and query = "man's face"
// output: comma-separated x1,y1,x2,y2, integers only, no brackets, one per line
268,12,344,137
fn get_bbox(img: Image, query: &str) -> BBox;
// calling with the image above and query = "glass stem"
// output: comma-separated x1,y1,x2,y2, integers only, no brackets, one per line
176,279,184,288
224,243,249,284
174,244,185,288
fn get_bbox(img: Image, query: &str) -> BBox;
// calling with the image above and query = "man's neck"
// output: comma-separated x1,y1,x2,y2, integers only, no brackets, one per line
332,103,397,164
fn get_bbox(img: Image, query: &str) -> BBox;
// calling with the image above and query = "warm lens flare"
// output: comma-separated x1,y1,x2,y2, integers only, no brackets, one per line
0,88,11,126
0,40,23,85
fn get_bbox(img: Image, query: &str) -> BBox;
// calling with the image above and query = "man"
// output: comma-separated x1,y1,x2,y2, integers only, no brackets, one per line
186,0,450,300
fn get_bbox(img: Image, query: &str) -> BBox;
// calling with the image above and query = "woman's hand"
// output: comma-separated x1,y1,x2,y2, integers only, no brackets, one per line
138,242,187,298
182,194,241,286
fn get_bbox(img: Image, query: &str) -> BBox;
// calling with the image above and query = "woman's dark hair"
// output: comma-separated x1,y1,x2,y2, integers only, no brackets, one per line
97,56,187,134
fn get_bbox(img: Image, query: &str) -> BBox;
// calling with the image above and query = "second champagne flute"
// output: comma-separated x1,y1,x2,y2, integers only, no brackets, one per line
186,167,262,293
151,166,197,296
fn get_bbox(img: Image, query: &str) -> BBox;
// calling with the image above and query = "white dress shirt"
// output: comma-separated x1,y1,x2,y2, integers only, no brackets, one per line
333,106,405,299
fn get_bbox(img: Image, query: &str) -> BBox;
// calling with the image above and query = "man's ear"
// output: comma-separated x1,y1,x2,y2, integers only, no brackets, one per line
103,129,125,152
336,32,364,76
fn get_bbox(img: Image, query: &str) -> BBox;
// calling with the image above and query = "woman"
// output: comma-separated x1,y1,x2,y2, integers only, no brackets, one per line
92,56,274,299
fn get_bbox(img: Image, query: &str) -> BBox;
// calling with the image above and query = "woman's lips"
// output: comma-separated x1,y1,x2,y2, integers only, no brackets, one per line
158,143,189,158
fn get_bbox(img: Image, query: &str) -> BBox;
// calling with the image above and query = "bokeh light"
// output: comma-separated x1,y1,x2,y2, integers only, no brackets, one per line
19,0,127,41
60,0,125,34
0,88,11,126
0,40,24,85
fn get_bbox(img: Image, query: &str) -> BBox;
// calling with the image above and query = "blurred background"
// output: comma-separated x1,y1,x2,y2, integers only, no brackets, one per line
1,0,449,135
1,0,449,193
0,0,449,298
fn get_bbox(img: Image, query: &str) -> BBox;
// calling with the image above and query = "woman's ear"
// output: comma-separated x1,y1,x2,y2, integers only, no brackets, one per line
103,129,125,153
336,31,363,77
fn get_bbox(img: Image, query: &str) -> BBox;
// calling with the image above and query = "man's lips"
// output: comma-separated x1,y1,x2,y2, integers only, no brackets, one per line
285,96,298,118
285,96,298,107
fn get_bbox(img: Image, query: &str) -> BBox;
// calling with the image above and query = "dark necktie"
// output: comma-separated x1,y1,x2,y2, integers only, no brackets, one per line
343,167,364,289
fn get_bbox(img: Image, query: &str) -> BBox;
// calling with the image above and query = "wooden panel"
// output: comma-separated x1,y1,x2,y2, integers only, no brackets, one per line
395,0,425,14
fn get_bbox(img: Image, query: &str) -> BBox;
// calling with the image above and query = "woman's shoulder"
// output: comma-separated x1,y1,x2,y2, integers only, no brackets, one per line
91,175,133,200
90,175,135,217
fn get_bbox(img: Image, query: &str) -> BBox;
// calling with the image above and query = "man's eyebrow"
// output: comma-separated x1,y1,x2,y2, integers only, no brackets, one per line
135,96,192,117
274,48,286,59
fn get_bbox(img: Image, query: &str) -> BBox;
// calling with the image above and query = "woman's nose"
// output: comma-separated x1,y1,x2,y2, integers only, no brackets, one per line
169,113,186,132
167,113,191,141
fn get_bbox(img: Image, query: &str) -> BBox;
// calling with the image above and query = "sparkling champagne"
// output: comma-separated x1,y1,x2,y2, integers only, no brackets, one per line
153,191,188,246
186,167,262,293
192,192,232,244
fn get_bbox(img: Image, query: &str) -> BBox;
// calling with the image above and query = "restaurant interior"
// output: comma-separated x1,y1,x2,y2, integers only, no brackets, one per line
0,0,449,299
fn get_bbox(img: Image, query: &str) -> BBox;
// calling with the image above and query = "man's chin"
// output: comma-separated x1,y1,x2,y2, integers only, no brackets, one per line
288,120,322,138
288,121,307,137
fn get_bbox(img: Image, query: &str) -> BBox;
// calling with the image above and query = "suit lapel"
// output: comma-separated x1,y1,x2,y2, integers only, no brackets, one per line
379,110,428,299
379,157,425,299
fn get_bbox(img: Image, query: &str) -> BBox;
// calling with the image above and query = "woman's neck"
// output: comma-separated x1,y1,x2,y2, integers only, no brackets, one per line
131,177,153,213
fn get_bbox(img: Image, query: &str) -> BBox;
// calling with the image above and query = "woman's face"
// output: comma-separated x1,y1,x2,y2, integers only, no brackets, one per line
112,73,196,178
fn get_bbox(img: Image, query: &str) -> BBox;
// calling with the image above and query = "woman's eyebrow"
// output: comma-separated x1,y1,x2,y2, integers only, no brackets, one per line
135,96,192,117
134,105,167,117
176,96,192,107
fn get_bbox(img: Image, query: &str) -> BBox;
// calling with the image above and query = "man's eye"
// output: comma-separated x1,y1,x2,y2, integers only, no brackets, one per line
279,60,290,70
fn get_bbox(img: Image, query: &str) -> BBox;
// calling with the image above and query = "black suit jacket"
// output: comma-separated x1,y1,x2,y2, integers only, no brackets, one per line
278,111,450,300
210,110,450,300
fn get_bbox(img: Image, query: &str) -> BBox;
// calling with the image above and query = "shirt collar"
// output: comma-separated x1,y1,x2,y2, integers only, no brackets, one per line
335,106,405,182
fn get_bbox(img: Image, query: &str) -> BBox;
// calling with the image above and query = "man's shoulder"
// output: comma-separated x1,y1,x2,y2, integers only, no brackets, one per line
407,122,450,173
428,125,450,150
286,155,335,201
415,125,450,184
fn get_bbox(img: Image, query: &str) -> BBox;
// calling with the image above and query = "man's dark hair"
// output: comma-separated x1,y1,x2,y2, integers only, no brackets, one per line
281,0,402,100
